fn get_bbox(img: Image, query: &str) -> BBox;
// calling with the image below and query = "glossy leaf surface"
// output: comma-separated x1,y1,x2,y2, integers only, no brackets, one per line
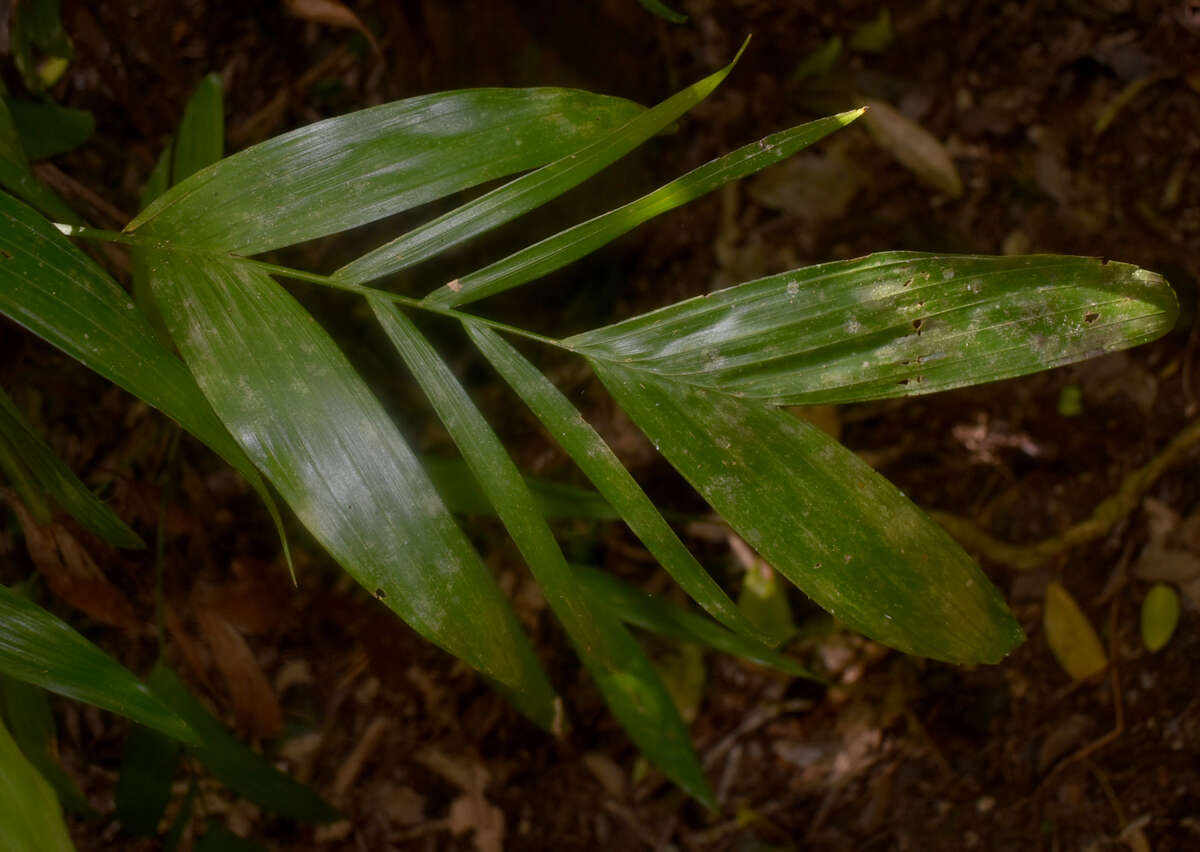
130,88,644,255
426,110,862,307
0,191,274,502
467,322,765,642
589,362,1024,664
0,584,196,743
341,44,747,286
569,253,1178,404
372,303,713,805
146,251,556,725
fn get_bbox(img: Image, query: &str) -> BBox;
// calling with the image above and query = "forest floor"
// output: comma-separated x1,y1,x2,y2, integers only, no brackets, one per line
3,1,1200,850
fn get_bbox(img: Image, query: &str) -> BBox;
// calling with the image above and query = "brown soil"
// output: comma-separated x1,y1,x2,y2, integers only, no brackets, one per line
3,1,1200,850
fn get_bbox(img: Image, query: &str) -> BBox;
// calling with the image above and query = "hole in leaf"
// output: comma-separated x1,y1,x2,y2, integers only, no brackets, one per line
374,588,386,599
0,248,11,260
1084,311,1099,324
897,378,910,386
912,319,925,335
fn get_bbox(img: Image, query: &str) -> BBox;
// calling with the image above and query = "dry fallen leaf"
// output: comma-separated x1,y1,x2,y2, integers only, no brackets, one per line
861,97,964,197
8,496,140,632
283,0,380,54
195,609,283,739
417,748,504,852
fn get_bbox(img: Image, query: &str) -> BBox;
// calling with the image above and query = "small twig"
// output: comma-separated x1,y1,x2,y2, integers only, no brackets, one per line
930,417,1200,569
701,698,813,771
602,801,660,850
32,163,130,228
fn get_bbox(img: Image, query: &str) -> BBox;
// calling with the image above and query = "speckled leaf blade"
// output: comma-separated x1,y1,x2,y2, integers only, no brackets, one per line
146,663,339,824
0,584,197,744
426,109,863,307
0,190,277,509
568,253,1178,405
145,251,556,726
0,716,74,852
0,386,143,548
370,302,713,806
466,322,768,643
589,362,1024,664
570,564,818,679
128,88,645,255
339,44,748,287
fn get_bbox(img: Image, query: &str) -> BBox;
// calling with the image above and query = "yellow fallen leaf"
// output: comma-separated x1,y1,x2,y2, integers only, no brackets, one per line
1043,581,1107,680
1141,583,1180,652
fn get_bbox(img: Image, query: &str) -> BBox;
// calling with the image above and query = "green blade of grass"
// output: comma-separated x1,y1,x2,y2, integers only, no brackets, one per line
337,42,750,287
0,716,74,852
0,387,143,548
171,73,224,184
427,109,863,308
115,724,179,835
568,253,1178,404
2,98,93,161
0,584,197,744
637,0,688,23
146,250,557,726
466,323,771,644
371,301,714,807
0,100,81,224
128,88,645,255
146,663,339,825
570,564,819,679
588,362,1025,665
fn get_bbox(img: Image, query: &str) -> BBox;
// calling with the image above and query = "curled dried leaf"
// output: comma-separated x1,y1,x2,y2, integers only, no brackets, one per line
282,0,380,54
